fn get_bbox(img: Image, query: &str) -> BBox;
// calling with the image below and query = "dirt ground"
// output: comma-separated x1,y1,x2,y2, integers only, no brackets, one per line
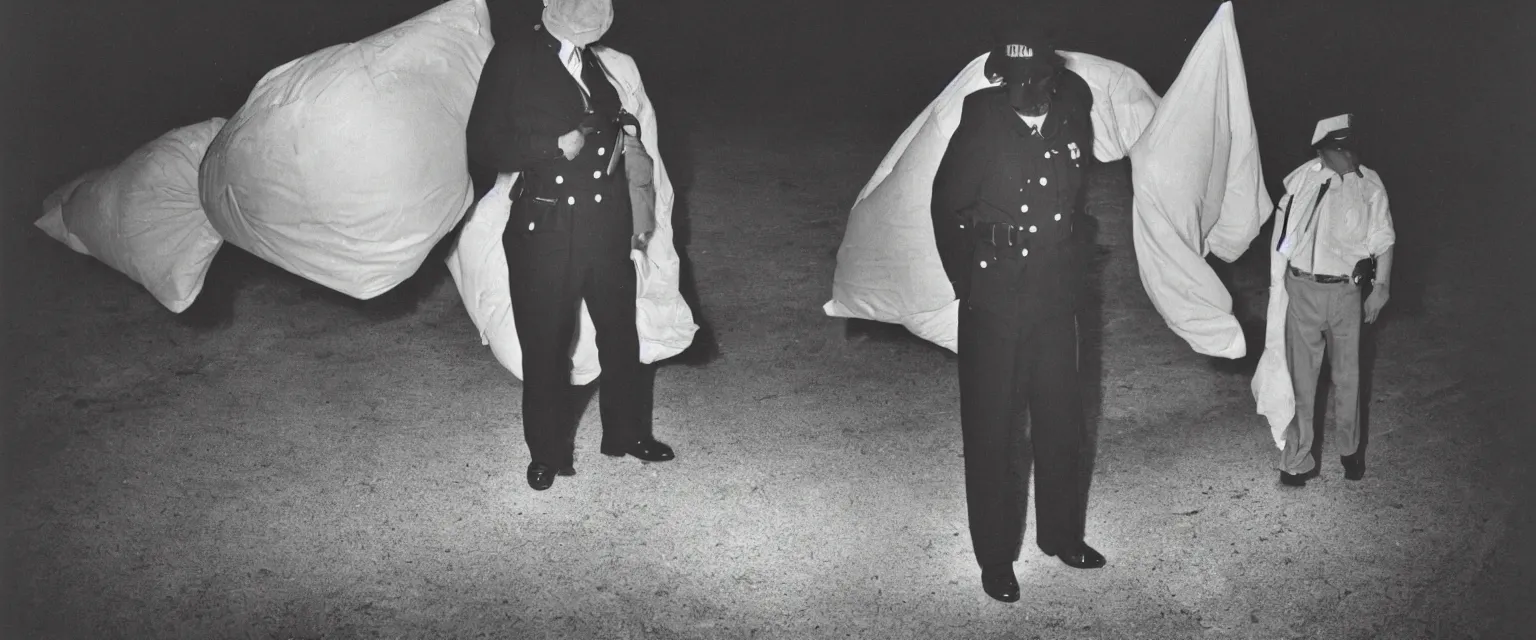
3,1,1533,639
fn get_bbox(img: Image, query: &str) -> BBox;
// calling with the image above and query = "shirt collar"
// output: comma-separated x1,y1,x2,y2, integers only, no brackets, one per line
556,35,578,61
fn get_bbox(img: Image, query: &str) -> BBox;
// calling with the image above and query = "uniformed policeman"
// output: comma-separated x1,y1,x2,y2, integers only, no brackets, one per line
931,25,1106,603
1271,114,1395,487
466,0,674,492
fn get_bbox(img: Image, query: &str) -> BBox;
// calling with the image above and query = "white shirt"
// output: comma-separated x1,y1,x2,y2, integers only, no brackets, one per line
1277,159,1395,277
1017,111,1047,135
555,37,589,94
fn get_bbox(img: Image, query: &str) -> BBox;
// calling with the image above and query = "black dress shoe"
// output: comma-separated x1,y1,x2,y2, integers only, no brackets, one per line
1341,454,1365,481
980,564,1020,603
1280,471,1307,487
602,438,675,462
527,462,558,490
1048,542,1106,569
557,466,576,477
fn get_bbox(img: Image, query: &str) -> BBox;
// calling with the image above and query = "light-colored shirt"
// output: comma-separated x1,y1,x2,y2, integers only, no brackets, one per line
1277,159,1394,277
1017,111,1047,135
555,36,589,94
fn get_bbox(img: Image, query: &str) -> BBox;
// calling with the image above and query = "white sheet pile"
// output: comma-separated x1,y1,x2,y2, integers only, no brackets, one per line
34,0,697,381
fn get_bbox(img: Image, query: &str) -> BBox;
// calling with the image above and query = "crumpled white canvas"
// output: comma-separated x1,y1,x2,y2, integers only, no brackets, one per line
1129,1,1272,359
199,0,492,299
822,49,1160,351
38,118,228,313
1251,160,1332,449
445,47,698,384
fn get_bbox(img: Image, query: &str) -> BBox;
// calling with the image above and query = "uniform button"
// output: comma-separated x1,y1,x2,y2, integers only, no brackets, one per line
1054,213,1062,221
556,175,564,184
1021,248,1029,257
1045,152,1052,158
598,147,607,156
979,260,988,269
959,224,966,229
1029,225,1037,233
567,196,576,205
528,222,536,230
595,194,603,202
1040,177,1049,185
1020,204,1029,213
593,171,602,179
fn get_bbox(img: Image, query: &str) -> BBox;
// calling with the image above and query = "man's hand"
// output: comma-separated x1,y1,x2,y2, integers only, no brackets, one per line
558,128,585,160
631,230,654,252
1363,284,1390,324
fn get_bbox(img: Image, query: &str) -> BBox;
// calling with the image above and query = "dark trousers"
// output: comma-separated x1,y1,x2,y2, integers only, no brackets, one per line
504,219,645,468
958,306,1088,566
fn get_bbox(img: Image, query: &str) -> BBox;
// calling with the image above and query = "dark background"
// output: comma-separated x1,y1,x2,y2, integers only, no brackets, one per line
1,0,1531,632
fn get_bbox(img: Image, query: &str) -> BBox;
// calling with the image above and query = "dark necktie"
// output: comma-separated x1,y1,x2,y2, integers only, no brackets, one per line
579,47,609,107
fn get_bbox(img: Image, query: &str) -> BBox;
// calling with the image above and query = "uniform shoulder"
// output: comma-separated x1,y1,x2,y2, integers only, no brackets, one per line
963,86,1007,108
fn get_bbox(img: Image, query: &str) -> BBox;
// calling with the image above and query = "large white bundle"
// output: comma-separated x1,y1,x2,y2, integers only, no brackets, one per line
35,118,228,313
823,50,1160,351
198,0,493,299
445,47,698,384
1129,1,1272,359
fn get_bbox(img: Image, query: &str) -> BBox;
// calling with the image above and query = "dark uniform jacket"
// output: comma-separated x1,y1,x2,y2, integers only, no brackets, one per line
931,69,1094,323
465,22,631,254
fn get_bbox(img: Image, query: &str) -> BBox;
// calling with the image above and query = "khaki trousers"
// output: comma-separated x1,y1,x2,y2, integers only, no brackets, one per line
1279,272,1363,474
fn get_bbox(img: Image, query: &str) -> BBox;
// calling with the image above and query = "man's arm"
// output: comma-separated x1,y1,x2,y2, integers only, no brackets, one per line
1363,183,1395,323
466,45,565,173
932,97,988,293
1071,73,1095,218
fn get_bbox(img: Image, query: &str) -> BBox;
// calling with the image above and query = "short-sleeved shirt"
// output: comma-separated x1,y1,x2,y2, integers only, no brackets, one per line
1276,160,1395,278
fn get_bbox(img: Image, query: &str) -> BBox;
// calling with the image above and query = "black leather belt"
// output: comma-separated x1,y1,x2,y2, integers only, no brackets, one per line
971,221,1073,249
1288,266,1350,284
973,222,1030,248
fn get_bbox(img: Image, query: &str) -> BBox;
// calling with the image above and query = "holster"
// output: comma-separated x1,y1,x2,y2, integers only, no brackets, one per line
1351,256,1377,287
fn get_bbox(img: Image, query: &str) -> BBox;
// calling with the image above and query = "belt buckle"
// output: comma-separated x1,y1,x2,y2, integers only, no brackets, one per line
989,224,1015,248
